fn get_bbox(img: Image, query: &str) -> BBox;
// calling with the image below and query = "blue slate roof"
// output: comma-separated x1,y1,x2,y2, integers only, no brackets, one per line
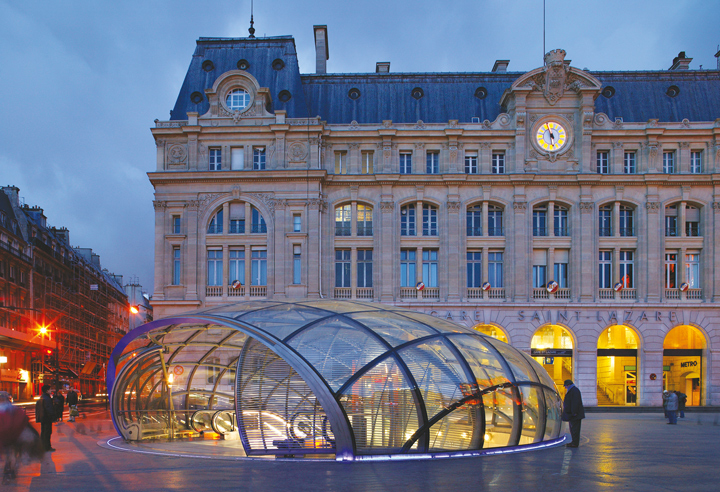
170,37,720,124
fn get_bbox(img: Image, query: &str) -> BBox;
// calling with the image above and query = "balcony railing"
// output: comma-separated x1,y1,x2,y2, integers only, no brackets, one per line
249,286,267,297
334,287,351,299
598,288,614,300
229,222,245,234
357,225,373,237
251,224,267,234
335,225,351,237
467,287,483,299
665,289,681,300
599,227,612,237
400,287,417,300
532,288,549,299
206,286,223,297
207,225,223,234
618,227,635,237
422,287,440,299
228,286,245,297
487,227,504,237
554,226,569,237
533,227,548,237
686,288,702,300
620,289,636,300
665,227,678,237
488,287,505,299
686,224,700,237
467,227,483,237
555,288,571,299
356,287,374,299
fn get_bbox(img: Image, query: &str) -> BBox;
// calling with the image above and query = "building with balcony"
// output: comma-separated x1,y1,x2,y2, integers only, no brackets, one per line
148,27,720,408
1,186,130,399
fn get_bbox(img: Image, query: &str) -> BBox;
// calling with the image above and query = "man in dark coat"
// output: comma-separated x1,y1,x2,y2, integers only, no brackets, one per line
562,379,585,448
66,389,79,422
39,385,56,452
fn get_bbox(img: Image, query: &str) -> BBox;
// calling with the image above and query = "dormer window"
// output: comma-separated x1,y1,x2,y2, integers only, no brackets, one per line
226,89,250,111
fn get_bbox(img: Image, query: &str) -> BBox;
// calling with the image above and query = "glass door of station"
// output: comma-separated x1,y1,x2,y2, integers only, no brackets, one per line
531,325,573,398
596,326,638,406
663,325,705,406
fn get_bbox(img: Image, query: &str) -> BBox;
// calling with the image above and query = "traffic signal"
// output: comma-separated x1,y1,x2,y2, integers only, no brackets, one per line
46,349,53,356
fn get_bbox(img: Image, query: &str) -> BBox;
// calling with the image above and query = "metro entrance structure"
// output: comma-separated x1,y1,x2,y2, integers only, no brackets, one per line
108,301,564,459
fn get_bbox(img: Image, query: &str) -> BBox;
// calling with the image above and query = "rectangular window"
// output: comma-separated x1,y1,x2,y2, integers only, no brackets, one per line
357,205,373,236
599,207,612,236
293,214,302,232
209,148,222,171
686,206,700,236
401,206,416,236
624,152,636,174
293,245,302,285
554,262,568,288
690,151,702,174
422,205,438,236
465,154,478,174
533,208,547,236
492,153,505,174
598,251,612,288
663,151,675,173
532,250,547,288
426,152,439,174
230,219,245,234
335,151,347,174
229,249,245,285
466,251,482,288
400,249,417,287
400,153,412,174
665,253,677,289
488,206,503,236
422,250,438,287
488,252,503,288
665,215,678,237
619,207,634,236
619,251,634,288
253,147,266,170
554,208,568,236
686,253,700,288
357,249,373,287
335,249,351,287
466,206,482,236
172,215,181,234
597,151,609,174
251,207,267,233
231,147,244,170
361,151,374,174
207,250,223,286
335,205,352,236
251,249,267,285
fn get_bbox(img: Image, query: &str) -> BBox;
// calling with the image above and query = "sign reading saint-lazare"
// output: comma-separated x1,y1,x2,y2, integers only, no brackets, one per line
427,310,680,324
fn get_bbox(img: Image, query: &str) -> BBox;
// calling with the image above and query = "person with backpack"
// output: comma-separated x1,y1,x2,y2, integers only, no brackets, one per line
66,388,79,422
36,385,56,452
675,390,687,418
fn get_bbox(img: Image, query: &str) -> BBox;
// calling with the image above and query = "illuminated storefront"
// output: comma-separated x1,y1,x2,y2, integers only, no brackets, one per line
663,325,705,406
471,324,509,343
108,301,564,459
597,326,639,406
530,325,573,398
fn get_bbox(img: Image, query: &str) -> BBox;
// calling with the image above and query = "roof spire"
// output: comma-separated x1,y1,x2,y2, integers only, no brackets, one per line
248,0,255,38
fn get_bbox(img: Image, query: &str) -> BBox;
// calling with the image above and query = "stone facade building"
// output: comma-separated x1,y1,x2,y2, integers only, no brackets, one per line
1,186,129,399
149,27,720,407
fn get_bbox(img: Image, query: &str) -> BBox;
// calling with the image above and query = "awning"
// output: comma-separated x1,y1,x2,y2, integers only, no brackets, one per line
41,364,80,379
79,361,96,375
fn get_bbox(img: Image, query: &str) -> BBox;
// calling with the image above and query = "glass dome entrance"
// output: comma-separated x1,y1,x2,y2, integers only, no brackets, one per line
108,301,563,460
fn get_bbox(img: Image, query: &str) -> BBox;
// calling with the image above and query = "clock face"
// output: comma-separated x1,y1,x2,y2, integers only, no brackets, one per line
536,121,568,152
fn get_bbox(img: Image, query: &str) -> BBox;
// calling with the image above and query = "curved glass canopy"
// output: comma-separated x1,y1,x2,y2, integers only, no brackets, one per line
108,301,563,459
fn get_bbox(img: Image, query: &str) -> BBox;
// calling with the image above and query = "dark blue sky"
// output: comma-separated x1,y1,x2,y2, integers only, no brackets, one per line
1,0,718,293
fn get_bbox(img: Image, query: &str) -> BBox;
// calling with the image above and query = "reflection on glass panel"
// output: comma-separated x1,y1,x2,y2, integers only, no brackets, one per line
296,300,381,313
287,317,388,391
663,325,705,350
199,301,282,318
543,388,563,440
518,385,543,445
520,352,556,391
485,338,539,383
237,338,334,454
447,335,509,388
482,387,515,448
471,324,508,343
428,409,480,451
347,312,438,347
339,356,419,454
240,304,330,340
156,326,203,344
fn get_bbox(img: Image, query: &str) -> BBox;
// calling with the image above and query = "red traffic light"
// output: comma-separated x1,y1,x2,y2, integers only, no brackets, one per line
46,349,53,356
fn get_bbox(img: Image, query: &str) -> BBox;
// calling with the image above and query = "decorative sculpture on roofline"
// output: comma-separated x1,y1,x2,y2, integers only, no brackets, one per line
543,49,568,105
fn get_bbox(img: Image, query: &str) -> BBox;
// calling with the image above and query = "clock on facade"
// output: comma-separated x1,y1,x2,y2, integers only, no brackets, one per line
535,120,568,152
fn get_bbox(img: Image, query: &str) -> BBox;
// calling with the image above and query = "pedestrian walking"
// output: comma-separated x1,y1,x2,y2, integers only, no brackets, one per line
675,390,687,419
663,390,679,424
562,379,585,448
0,391,27,484
66,388,79,422
53,390,65,422
38,385,56,452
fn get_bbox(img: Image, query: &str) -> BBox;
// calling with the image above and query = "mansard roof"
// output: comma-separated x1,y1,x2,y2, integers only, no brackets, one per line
170,36,720,124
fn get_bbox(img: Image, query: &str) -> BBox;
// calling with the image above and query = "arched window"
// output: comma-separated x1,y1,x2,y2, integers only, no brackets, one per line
357,205,373,236
422,204,438,236
599,205,612,236
466,205,482,236
335,205,351,236
554,206,568,236
533,206,547,236
472,324,509,343
597,325,639,406
400,205,415,236
208,209,223,234
664,325,706,406
619,206,634,236
531,325,573,397
488,205,503,236
251,207,266,233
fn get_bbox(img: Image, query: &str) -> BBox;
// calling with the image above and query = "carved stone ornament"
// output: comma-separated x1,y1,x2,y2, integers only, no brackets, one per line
513,202,527,212
383,143,392,158
383,120,393,128
152,200,167,211
647,119,659,128
187,200,201,211
516,112,526,128
307,198,327,211
480,142,492,150
288,141,308,161
529,114,539,123
448,120,459,128
167,144,188,164
613,118,624,129
446,201,461,212
415,143,425,150
482,119,492,129
681,118,691,128
712,202,720,211
613,142,624,149
414,120,426,129
648,144,659,159
579,202,594,213
199,193,225,213
594,114,608,127
271,199,288,210
249,193,276,217
449,144,458,160
680,142,690,149
349,120,360,130
380,201,395,213
543,49,568,105
583,111,594,128
349,143,360,150
645,202,661,212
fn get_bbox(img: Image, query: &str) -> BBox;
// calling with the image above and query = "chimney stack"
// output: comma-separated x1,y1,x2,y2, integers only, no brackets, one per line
376,62,390,73
492,60,509,72
669,51,692,70
313,25,328,74
715,48,720,70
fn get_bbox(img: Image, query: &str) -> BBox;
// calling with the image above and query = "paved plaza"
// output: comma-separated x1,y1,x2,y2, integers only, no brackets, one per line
4,410,719,491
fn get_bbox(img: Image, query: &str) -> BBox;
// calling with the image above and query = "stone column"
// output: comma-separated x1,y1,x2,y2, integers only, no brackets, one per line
414,143,424,174
579,202,595,301
152,200,167,299
446,200,461,301
511,201,528,301
645,201,662,302
548,201,555,237
480,143,491,174
306,199,321,298
612,142,624,175
222,244,229,299
712,202,720,301
273,200,287,298
379,200,395,301
679,142,690,173
186,200,200,301
613,201,620,237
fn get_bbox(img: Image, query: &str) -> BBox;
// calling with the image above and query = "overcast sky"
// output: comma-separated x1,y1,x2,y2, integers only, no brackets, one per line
1,0,718,295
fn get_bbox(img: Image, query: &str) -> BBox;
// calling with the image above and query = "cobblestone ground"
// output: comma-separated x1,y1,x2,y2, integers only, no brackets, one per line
3,411,719,491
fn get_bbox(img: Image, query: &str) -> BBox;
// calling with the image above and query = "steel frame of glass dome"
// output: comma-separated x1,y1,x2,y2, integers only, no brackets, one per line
108,301,564,460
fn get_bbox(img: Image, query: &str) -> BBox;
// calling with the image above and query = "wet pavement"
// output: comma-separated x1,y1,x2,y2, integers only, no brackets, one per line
3,410,719,491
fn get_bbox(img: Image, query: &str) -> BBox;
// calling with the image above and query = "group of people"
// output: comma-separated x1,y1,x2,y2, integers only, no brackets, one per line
37,384,80,454
662,389,688,424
